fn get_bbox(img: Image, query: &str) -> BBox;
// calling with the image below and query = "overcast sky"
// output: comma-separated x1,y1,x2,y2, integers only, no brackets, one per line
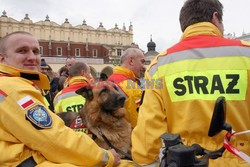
1,0,250,52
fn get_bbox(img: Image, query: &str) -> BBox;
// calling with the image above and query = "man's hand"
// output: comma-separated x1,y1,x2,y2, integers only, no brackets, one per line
109,149,121,166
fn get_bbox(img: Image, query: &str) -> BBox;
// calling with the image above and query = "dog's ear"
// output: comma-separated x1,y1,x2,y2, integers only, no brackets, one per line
76,85,93,100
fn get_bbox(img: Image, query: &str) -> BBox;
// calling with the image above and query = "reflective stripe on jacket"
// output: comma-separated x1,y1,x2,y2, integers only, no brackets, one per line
54,76,88,113
132,22,250,166
108,66,142,128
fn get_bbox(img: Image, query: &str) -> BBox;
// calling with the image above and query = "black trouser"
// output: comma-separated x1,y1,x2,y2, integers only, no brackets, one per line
17,157,37,167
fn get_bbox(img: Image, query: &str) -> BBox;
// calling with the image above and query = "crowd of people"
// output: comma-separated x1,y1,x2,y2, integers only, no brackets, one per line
0,0,249,166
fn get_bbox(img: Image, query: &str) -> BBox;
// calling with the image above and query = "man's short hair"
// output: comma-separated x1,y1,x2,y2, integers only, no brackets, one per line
0,31,33,55
66,57,75,61
69,62,88,77
179,0,223,32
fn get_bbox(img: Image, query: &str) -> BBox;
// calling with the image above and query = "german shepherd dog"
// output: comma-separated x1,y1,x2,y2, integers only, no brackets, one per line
58,81,132,156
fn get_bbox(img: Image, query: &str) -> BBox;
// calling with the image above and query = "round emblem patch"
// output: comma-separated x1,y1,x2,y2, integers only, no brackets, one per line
26,105,52,128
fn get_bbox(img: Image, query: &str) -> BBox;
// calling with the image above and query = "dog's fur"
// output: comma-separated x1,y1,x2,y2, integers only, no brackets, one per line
58,81,132,155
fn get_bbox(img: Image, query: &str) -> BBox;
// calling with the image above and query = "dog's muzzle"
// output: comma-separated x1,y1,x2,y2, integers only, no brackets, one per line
117,95,126,107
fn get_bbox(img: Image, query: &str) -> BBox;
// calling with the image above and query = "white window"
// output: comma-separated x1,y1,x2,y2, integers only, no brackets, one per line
117,49,122,56
57,47,62,56
93,49,98,57
75,48,81,57
39,46,43,56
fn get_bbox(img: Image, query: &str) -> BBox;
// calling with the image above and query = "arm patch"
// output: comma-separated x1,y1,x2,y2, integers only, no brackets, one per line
26,105,52,129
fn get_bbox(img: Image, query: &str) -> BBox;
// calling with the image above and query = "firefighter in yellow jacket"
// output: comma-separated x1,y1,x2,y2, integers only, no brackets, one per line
132,0,250,166
54,62,91,113
108,48,145,128
0,31,120,166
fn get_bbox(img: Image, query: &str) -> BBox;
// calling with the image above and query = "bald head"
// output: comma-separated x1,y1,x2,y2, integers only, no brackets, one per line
0,31,41,71
120,48,145,78
120,48,143,64
0,31,33,55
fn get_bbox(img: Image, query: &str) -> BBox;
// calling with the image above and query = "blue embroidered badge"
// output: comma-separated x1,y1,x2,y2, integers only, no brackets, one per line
26,105,52,128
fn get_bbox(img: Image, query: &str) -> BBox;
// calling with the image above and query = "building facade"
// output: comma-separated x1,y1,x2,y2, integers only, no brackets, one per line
0,11,138,76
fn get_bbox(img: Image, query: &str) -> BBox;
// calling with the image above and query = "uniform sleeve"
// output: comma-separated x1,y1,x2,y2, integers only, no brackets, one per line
131,72,168,165
0,86,114,166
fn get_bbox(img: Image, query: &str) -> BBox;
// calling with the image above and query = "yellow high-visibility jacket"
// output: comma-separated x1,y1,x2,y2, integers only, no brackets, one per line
54,76,88,113
0,64,115,167
132,22,250,166
108,66,143,128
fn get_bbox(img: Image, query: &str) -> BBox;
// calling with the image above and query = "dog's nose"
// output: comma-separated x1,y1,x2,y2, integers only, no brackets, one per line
117,96,126,106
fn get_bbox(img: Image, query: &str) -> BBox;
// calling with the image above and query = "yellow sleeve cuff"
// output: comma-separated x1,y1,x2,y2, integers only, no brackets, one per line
105,150,114,167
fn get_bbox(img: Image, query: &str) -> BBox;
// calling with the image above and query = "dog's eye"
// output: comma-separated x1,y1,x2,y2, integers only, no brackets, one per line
101,88,109,94
114,86,119,91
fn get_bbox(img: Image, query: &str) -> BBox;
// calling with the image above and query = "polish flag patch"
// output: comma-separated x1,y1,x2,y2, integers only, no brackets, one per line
17,96,35,110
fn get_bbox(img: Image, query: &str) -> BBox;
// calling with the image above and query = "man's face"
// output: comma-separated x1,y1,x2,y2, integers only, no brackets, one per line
132,52,145,78
0,34,41,71
40,67,49,75
85,66,94,82
66,58,76,69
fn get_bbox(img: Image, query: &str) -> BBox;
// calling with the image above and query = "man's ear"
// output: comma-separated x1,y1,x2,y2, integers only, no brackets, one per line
211,12,220,27
75,85,93,100
80,69,85,77
129,56,134,66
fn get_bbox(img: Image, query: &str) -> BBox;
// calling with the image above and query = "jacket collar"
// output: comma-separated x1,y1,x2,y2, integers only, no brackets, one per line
68,76,89,86
113,66,136,78
181,22,223,41
0,63,50,90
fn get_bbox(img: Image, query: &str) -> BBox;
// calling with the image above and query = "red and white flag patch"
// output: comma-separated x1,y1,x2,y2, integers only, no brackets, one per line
17,96,35,109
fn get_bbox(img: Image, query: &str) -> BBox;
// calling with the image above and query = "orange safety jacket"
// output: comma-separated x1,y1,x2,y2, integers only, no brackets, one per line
132,22,250,167
108,66,142,128
54,76,89,113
